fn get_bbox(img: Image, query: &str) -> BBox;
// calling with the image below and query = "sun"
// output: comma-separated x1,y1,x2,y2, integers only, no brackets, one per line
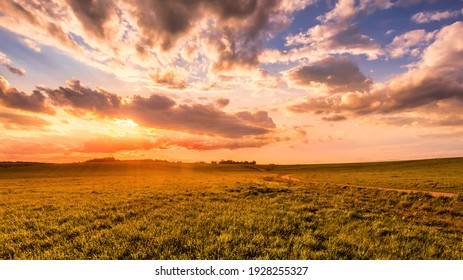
112,119,139,128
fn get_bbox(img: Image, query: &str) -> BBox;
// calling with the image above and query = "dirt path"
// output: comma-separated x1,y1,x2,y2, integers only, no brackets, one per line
279,174,456,198
246,165,267,172
280,174,300,181
349,185,456,198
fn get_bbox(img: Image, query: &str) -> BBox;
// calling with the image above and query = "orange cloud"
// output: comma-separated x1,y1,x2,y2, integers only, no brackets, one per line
0,110,50,129
149,69,187,89
75,136,160,153
32,78,276,138
73,134,277,154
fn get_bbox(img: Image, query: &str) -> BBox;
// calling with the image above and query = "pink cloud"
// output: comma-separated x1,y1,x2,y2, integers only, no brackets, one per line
0,51,26,76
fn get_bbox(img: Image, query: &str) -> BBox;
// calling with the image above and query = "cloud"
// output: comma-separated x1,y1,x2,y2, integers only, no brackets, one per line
420,22,463,72
125,95,274,138
129,94,176,111
75,134,275,153
0,110,50,129
22,38,41,52
321,115,347,122
130,0,287,54
235,111,276,129
411,9,463,24
288,68,463,117
0,0,312,89
0,1,39,25
0,1,80,51
163,137,272,150
0,51,26,76
34,78,275,138
215,97,230,108
293,126,309,143
285,23,382,60
286,56,372,94
66,0,115,40
282,0,389,61
149,69,187,89
0,76,52,113
75,136,160,153
288,22,463,124
0,137,74,158
386,29,436,58
194,0,307,74
38,79,122,115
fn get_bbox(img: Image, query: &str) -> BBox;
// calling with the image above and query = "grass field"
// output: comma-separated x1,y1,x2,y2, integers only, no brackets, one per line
1,158,463,259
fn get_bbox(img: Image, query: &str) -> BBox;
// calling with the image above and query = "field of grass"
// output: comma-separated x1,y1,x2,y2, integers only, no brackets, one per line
1,158,463,259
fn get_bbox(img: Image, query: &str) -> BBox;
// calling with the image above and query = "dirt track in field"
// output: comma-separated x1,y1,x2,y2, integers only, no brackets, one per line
279,174,456,198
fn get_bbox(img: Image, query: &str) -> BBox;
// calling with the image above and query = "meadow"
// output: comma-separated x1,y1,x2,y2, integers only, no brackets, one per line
1,158,463,259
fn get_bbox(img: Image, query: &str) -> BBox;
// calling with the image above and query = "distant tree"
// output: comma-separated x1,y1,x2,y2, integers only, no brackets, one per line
85,157,119,163
218,160,257,164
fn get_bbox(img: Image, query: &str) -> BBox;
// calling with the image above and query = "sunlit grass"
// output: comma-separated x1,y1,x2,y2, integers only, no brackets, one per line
1,159,463,259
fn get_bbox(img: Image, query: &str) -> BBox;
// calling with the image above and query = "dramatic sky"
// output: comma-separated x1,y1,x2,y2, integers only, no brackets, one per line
1,0,463,164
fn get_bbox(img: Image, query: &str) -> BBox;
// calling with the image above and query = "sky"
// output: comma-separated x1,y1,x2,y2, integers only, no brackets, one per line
1,0,463,164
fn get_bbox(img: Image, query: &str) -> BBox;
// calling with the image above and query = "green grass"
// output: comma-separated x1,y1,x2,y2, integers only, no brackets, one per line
1,158,463,259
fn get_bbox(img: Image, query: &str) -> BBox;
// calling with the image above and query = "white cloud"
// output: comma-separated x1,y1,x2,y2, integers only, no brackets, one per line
282,0,393,61
22,38,41,53
411,9,463,23
386,29,436,58
0,0,312,91
287,22,463,127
